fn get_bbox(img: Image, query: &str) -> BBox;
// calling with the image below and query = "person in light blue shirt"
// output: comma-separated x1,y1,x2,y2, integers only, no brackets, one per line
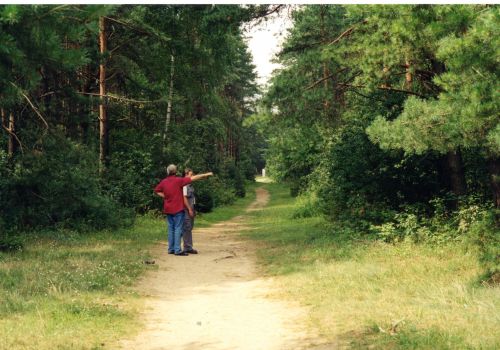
182,168,198,254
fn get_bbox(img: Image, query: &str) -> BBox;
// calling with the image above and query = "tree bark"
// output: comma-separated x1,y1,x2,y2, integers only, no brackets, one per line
319,6,330,111
405,59,413,89
99,17,109,172
163,54,175,153
80,65,92,143
446,149,467,197
7,111,15,157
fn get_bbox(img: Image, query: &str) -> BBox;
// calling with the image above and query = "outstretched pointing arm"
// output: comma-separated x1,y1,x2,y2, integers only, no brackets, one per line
191,172,213,182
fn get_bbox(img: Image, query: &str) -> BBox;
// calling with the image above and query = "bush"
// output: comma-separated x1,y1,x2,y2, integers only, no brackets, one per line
292,191,321,218
466,209,500,284
194,176,236,213
222,161,246,198
370,212,433,243
369,196,499,283
103,149,157,213
193,180,216,213
0,233,23,252
0,150,16,229
0,134,132,232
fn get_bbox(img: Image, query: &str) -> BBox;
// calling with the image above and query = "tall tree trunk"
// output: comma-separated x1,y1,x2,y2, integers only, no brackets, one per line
319,6,330,111
80,66,90,144
163,54,175,153
446,149,467,196
99,17,109,172
380,66,391,88
488,156,500,209
1,108,7,155
2,108,19,156
437,150,467,209
405,59,413,89
8,111,15,157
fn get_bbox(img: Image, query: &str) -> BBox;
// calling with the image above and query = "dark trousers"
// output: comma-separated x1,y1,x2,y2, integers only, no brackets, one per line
182,209,195,251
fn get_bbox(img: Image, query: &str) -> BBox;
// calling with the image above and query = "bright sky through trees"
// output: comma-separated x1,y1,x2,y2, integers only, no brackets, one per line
244,9,293,87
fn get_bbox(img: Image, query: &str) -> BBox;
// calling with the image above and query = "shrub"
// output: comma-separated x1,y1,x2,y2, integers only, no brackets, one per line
370,212,428,243
103,149,157,213
221,161,246,198
0,233,23,252
1,134,132,232
192,180,216,213
292,191,321,218
466,209,500,284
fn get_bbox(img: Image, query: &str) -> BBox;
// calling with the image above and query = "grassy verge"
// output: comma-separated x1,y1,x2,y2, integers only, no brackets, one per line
242,183,500,349
0,182,258,350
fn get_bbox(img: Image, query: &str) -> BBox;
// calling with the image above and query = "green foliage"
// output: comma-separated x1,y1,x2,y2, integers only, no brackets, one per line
1,135,132,231
0,215,164,349
365,6,499,157
244,183,500,349
0,150,13,232
226,161,246,198
105,149,156,212
291,191,321,219
370,196,494,248
0,233,24,252
194,178,224,213
261,5,498,283
0,5,265,234
466,209,500,284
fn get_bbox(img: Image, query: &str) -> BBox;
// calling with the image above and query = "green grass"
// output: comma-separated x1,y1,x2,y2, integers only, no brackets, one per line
0,216,162,350
242,183,500,350
0,183,257,350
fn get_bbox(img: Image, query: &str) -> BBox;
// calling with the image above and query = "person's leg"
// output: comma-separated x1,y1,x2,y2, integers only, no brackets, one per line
182,210,194,252
173,211,185,254
191,213,196,249
166,215,175,254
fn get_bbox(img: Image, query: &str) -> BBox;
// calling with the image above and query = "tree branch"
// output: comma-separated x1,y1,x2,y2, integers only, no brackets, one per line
261,4,285,17
11,82,49,130
305,67,349,91
345,88,387,102
1,124,24,154
77,91,164,104
104,16,170,42
377,86,426,98
327,19,367,45
338,83,427,98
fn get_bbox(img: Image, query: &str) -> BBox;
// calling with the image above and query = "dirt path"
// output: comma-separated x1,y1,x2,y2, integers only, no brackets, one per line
117,187,324,350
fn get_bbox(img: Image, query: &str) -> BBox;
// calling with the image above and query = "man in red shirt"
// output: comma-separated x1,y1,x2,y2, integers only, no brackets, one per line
154,164,213,256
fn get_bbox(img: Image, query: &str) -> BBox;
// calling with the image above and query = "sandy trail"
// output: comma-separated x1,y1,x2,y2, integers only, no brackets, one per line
117,187,324,350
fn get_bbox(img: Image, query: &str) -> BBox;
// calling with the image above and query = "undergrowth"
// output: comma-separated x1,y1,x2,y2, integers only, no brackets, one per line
243,183,500,349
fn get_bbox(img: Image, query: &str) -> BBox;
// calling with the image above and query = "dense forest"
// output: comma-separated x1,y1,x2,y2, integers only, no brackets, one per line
0,5,269,234
256,4,499,281
0,4,498,281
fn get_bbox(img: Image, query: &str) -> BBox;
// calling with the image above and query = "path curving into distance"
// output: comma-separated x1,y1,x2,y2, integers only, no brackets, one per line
117,187,325,350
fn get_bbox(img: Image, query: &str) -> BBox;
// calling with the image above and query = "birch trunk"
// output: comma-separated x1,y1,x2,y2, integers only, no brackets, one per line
8,112,15,157
163,54,175,153
99,17,109,172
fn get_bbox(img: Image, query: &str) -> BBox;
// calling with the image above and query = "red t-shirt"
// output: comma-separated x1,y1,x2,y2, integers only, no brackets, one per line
154,176,192,214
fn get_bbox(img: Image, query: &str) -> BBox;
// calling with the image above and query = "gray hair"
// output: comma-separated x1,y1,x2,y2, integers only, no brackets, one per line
166,164,177,176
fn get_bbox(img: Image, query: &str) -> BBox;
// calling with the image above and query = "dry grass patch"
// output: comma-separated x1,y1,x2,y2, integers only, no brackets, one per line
0,184,260,350
244,183,500,349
